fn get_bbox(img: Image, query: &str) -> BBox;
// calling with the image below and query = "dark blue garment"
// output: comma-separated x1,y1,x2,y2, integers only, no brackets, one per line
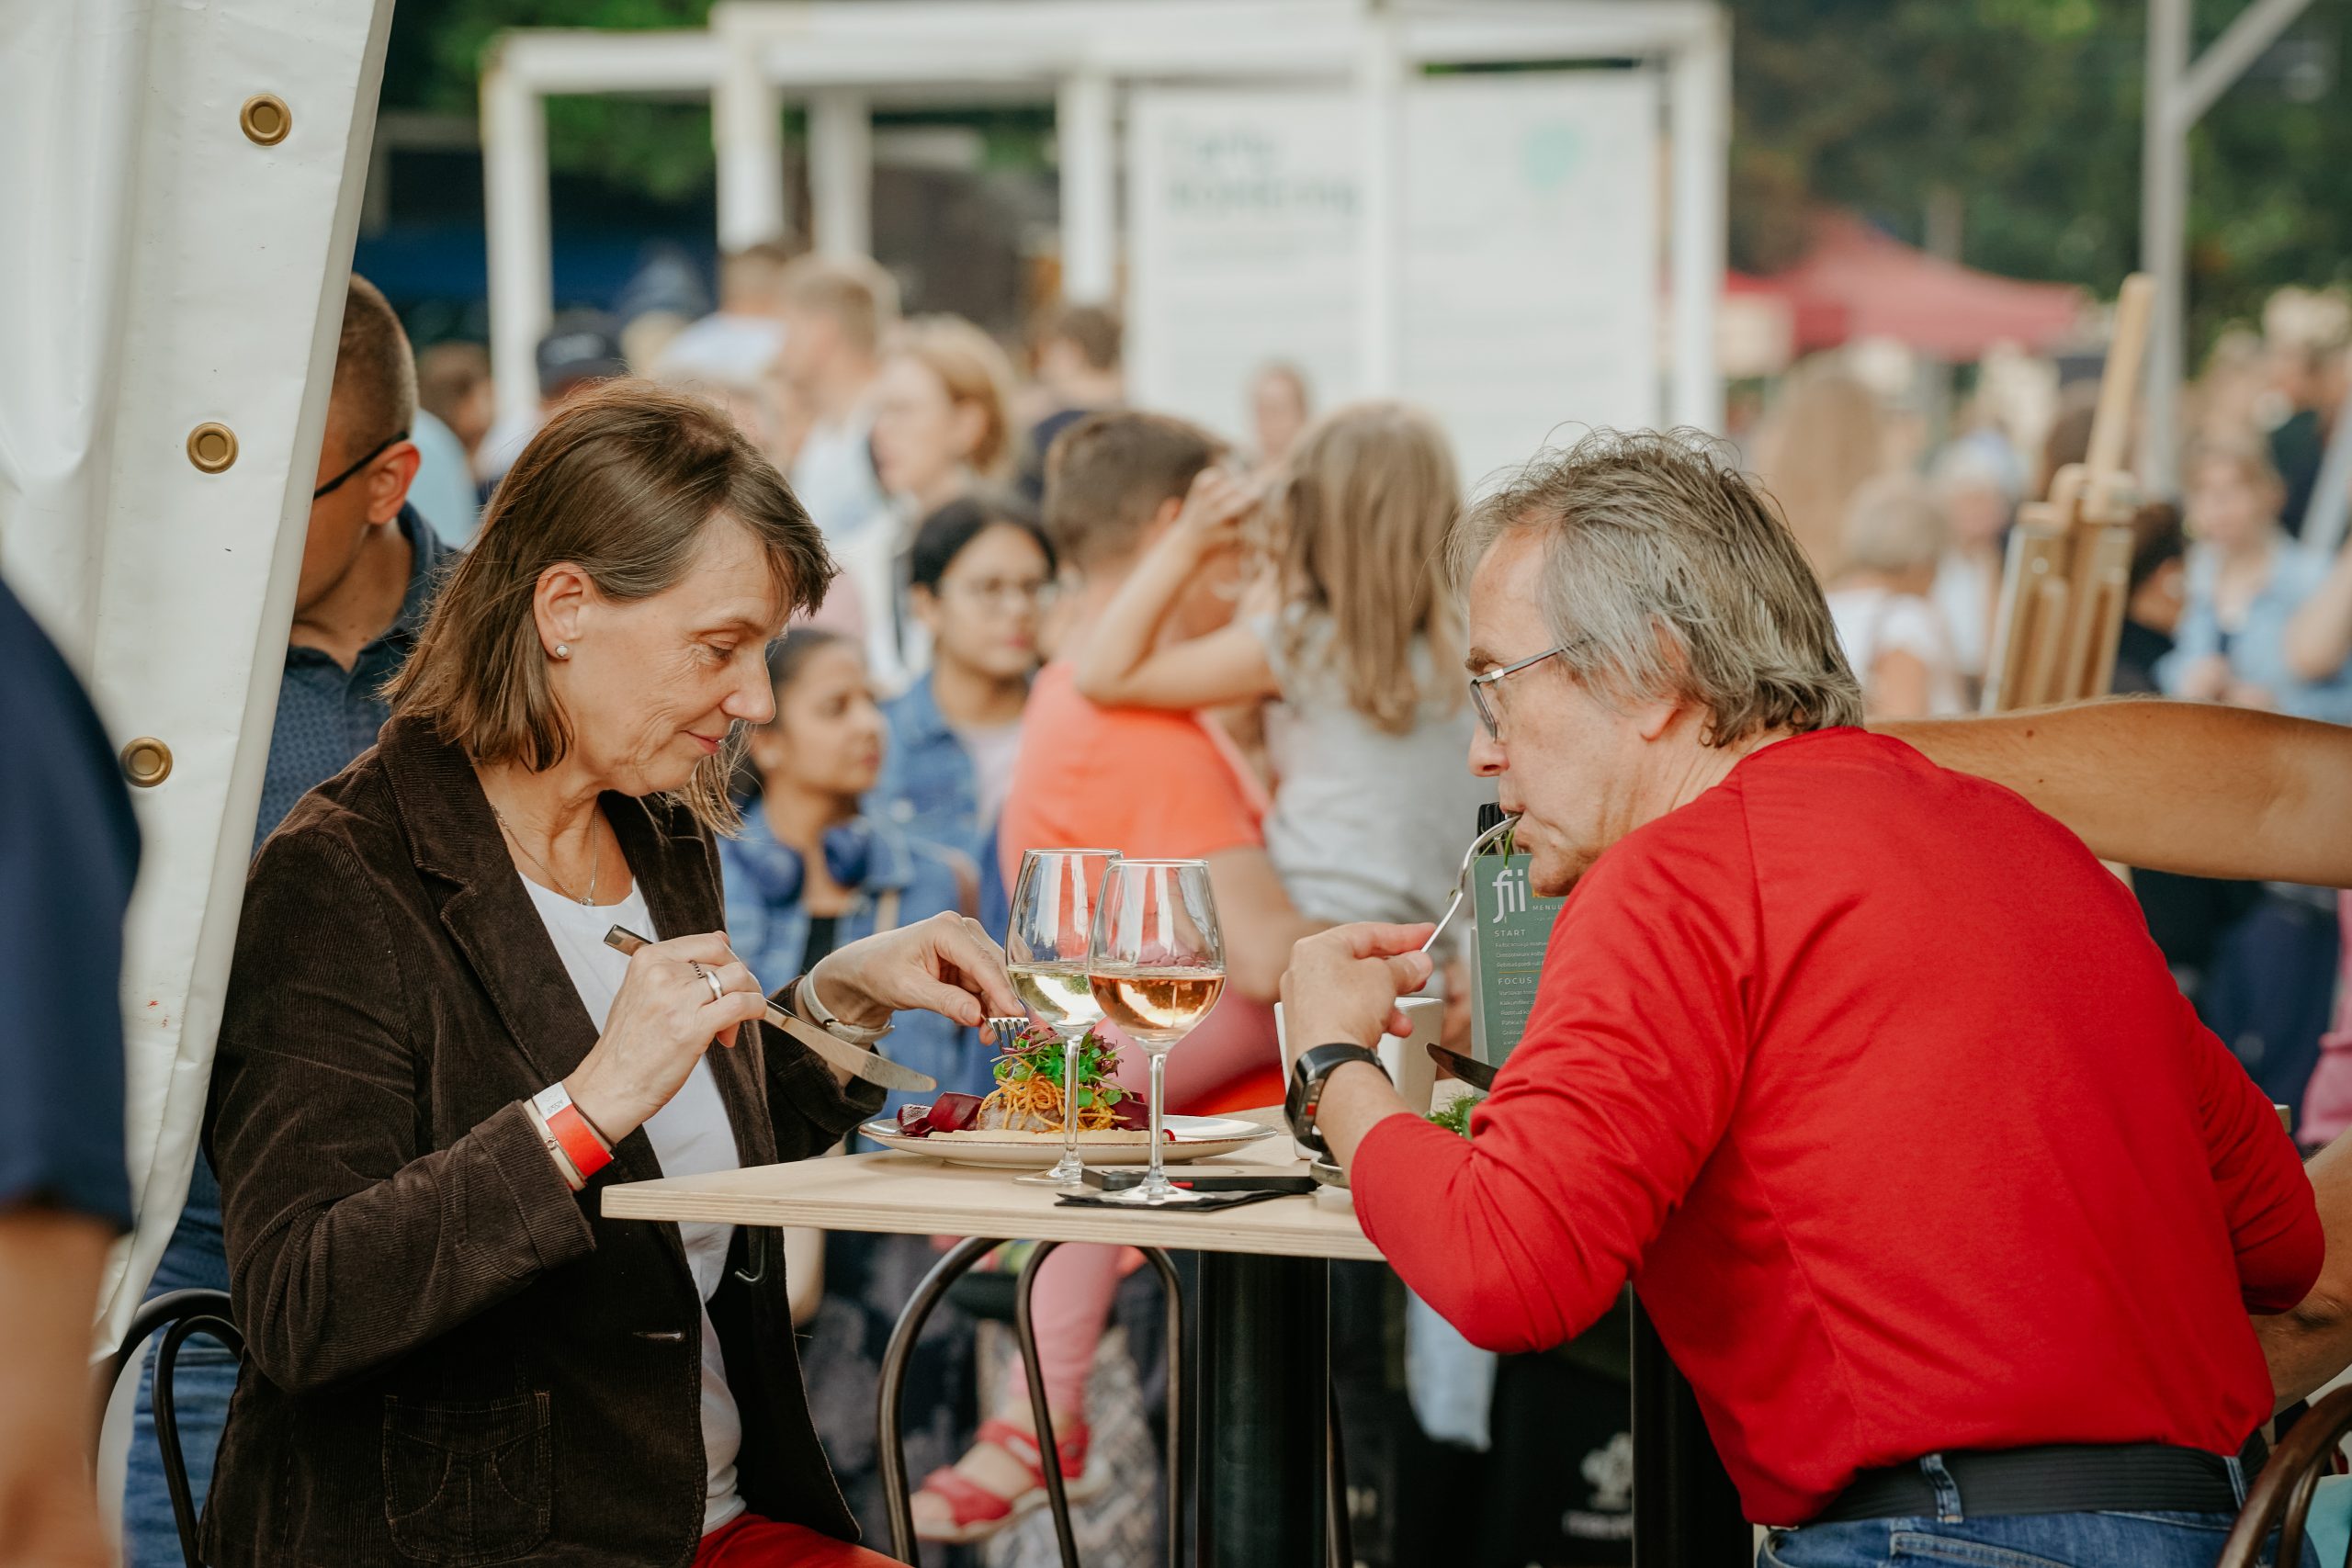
2201,887,2343,1123
869,671,1009,935
0,575,140,1225
126,507,441,1566
251,505,445,853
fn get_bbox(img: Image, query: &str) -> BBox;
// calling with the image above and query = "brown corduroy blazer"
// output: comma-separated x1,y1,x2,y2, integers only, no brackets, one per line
198,714,884,1567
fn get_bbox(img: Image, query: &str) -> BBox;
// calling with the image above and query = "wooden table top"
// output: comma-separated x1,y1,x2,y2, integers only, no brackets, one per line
602,1108,1383,1263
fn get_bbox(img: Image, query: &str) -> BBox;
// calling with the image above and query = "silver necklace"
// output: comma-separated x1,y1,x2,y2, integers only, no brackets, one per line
492,807,600,907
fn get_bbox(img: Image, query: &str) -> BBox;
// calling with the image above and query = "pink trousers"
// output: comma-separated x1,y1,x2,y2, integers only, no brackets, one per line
1010,997,1277,1416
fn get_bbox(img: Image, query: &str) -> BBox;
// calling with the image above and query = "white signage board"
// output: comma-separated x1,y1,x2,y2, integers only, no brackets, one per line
1128,73,1662,490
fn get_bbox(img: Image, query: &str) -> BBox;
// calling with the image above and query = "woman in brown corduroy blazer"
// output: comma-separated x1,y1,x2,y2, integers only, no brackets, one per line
199,383,1019,1568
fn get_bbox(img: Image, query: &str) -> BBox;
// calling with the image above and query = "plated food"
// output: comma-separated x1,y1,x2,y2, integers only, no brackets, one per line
875,1022,1274,1168
893,1022,1142,1140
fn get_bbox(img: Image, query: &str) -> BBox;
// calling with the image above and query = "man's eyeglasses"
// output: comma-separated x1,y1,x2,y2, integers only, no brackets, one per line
312,431,409,501
1466,641,1583,739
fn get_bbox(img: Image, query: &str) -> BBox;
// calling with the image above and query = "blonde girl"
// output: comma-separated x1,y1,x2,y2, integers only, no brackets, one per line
846,314,1019,689
1073,399,1491,926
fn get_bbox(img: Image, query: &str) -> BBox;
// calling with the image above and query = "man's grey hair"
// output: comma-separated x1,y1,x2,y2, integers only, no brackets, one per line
1449,427,1864,746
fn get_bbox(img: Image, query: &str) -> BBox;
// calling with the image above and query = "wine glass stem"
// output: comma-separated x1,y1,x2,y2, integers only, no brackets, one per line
1146,1049,1169,1190
1061,1027,1083,1173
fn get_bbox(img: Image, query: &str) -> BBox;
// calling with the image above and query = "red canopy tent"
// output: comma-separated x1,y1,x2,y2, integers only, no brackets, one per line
1743,210,2088,361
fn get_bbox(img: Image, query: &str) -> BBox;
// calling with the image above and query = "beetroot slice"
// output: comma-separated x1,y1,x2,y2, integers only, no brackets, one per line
895,1092,986,1136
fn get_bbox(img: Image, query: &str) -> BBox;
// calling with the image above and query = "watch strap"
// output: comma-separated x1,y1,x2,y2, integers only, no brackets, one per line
794,974,893,1045
532,1081,614,1183
1285,1043,1388,1156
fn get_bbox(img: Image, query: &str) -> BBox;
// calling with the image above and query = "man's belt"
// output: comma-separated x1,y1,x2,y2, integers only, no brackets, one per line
1809,1439,2258,1525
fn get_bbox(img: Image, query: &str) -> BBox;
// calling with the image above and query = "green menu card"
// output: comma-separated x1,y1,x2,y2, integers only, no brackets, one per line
1468,845,1566,1067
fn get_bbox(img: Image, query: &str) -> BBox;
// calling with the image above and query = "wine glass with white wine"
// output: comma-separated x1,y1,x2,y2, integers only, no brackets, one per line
1088,859,1226,1206
1005,848,1122,1189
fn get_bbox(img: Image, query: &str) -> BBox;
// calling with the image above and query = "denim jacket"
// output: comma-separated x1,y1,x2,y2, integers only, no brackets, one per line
2158,541,2352,724
718,805,991,1114
869,671,1010,932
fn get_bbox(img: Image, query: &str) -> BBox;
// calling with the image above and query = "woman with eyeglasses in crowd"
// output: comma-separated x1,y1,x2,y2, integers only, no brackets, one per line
869,494,1057,932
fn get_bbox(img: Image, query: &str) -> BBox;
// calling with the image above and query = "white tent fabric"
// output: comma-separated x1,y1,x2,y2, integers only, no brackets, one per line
0,0,394,1344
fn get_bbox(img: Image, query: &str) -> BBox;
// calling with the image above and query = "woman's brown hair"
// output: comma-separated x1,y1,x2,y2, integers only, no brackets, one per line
386,379,834,829
1268,400,1464,736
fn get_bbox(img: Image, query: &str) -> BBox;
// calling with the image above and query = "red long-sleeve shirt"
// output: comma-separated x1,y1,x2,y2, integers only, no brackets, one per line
1353,728,2321,1525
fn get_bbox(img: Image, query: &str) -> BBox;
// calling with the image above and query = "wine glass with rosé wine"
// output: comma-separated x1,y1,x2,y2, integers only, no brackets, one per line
1005,848,1122,1190
1087,859,1227,1206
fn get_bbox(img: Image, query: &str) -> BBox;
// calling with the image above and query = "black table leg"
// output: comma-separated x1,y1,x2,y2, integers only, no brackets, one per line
1195,1252,1328,1568
1631,1297,1747,1568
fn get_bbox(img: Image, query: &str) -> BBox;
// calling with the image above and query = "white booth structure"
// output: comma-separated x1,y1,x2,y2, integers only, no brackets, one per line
481,0,1730,465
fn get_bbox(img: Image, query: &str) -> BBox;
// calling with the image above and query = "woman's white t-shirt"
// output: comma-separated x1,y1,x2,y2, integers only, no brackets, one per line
1826,585,1968,716
522,878,747,1538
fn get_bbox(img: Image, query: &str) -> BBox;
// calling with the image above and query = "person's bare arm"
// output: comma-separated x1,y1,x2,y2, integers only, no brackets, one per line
2262,1128,2352,1407
1203,846,1326,1003
1071,467,1275,711
2286,542,2352,682
1881,697,2352,887
0,1207,111,1568
1078,623,1280,713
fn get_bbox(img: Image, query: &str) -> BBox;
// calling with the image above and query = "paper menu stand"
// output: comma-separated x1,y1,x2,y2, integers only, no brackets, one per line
1466,810,1566,1068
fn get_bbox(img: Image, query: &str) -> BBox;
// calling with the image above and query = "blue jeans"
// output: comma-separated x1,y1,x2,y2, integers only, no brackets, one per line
1768,1513,2309,1568
1766,1453,2310,1568
122,1151,233,1568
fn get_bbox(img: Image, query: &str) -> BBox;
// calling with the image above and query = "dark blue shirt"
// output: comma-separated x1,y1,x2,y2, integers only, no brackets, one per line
0,575,140,1226
253,507,445,854
153,506,441,1292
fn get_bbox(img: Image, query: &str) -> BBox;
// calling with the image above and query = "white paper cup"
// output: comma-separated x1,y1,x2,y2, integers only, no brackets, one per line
1276,996,1444,1160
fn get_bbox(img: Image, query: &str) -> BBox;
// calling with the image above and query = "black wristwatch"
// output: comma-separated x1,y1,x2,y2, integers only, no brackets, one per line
1285,1043,1389,1158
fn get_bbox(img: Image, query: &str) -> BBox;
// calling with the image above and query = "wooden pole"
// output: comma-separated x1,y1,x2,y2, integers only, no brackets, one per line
1983,274,2155,712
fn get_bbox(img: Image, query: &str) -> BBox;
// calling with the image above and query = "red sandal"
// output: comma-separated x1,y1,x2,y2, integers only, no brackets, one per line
911,1417,1101,1543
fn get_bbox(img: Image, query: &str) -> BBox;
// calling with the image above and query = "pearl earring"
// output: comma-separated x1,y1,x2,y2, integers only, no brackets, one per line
553,643,571,659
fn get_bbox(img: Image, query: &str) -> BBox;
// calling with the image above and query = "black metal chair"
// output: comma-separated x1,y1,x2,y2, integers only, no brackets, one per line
877,1239,1184,1568
102,1287,240,1568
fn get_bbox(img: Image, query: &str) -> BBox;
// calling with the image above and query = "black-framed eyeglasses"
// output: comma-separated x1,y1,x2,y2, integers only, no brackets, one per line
1466,641,1584,739
312,431,408,500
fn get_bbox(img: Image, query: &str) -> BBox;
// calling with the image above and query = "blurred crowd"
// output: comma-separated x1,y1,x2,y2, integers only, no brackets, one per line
73,240,2349,1568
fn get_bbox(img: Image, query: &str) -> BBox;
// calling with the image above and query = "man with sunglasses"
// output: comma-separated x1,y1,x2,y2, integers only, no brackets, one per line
121,273,447,1565
1279,429,2320,1568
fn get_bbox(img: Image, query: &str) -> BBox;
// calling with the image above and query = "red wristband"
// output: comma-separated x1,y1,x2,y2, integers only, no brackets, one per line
532,1083,613,1181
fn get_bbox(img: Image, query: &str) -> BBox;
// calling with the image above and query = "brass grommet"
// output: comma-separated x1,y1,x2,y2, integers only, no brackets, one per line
187,423,238,473
240,94,290,146
121,738,174,788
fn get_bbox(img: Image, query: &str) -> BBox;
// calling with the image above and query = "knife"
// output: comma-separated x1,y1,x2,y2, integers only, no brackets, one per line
602,925,938,1094
1426,1041,1498,1093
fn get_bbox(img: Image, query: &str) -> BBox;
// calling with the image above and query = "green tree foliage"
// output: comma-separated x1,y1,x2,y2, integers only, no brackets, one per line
387,0,2348,343
387,0,722,201
1732,0,2350,344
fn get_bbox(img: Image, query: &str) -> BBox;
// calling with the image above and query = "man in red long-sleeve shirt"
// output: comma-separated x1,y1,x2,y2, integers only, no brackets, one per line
1280,430,2323,1568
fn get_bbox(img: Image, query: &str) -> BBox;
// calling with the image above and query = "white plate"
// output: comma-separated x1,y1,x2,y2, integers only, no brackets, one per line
858,1113,1277,1168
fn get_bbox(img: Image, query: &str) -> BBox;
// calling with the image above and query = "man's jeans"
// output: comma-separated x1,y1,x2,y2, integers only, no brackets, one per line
1766,1454,2310,1568
121,1151,232,1568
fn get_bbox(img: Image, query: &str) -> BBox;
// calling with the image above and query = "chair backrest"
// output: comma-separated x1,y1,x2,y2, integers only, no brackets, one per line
2219,1387,2352,1568
101,1287,241,1568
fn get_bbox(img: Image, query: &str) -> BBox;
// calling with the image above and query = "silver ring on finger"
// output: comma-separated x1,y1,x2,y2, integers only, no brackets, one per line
690,961,724,1005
